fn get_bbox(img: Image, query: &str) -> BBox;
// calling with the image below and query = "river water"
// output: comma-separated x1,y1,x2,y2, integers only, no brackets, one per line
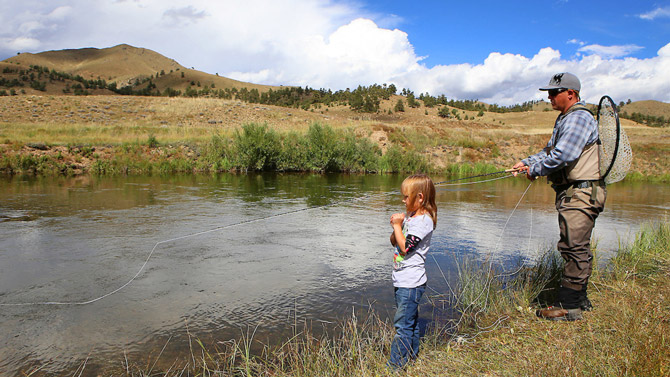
0,173,668,375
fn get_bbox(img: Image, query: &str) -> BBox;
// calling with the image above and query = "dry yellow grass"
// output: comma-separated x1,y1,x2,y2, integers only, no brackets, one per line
621,99,670,118
1,93,669,177
3,44,275,93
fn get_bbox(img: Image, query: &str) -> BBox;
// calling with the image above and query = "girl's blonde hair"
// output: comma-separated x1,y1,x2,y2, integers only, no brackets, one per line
401,173,437,228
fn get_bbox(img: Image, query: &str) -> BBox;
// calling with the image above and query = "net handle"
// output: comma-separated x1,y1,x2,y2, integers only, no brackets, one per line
597,95,620,180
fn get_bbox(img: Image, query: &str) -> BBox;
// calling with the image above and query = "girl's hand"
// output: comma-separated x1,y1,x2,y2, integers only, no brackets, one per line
390,212,405,226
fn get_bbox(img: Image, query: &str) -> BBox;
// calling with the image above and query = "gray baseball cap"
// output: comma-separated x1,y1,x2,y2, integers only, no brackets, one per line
539,72,581,91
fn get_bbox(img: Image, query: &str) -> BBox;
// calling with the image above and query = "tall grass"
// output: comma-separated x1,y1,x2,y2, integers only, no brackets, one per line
3,122,437,175
442,162,501,178
623,171,670,183
611,221,670,279
452,248,564,332
201,123,430,174
439,223,670,376
117,310,395,377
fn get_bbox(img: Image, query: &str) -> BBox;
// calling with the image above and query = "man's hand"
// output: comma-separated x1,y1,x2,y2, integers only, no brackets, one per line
509,162,530,177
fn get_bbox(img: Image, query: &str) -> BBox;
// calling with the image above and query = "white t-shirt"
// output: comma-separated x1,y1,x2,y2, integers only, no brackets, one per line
392,213,434,288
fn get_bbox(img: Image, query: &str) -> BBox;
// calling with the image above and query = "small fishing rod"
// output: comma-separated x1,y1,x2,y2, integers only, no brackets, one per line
434,168,525,186
0,168,526,307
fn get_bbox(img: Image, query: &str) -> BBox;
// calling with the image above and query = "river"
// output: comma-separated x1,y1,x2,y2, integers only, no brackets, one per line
0,173,668,375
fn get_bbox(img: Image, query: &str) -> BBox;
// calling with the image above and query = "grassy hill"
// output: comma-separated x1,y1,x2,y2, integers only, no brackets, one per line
4,44,183,85
1,44,273,94
620,100,670,118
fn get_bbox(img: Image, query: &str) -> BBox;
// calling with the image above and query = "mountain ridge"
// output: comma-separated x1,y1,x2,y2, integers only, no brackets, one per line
1,44,273,93
1,44,669,121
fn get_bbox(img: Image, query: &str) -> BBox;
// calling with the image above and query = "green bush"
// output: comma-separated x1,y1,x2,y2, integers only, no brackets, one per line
379,145,429,173
336,131,381,173
394,99,405,112
147,134,159,148
202,134,230,168
234,123,281,171
306,123,338,172
277,131,309,171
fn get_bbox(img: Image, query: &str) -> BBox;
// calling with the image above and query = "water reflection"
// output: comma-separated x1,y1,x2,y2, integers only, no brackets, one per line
0,173,667,375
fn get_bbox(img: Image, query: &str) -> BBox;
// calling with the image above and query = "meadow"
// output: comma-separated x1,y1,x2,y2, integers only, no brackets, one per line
1,95,668,181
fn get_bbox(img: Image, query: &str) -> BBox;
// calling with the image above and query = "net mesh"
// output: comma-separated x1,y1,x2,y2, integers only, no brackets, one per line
598,96,633,184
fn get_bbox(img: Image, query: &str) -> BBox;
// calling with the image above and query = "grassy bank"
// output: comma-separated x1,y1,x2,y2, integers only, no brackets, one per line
100,222,669,376
1,122,508,176
2,95,669,180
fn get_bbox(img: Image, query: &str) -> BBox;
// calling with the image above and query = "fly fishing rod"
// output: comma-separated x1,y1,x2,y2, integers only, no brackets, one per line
435,168,525,186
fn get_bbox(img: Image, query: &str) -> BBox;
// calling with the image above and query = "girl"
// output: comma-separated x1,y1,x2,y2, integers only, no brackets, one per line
388,173,437,369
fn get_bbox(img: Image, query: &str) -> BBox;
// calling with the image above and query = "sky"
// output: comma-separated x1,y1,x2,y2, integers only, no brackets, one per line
1,0,669,105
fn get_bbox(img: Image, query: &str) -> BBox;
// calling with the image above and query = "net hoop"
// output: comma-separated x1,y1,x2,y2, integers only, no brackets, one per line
598,95,619,180
597,95,632,184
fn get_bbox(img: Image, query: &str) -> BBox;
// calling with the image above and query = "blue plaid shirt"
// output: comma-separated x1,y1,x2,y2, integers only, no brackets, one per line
522,102,598,178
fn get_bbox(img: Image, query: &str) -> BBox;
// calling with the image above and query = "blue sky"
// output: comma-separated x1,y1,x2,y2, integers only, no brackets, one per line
1,0,669,105
363,1,670,66
366,0,670,66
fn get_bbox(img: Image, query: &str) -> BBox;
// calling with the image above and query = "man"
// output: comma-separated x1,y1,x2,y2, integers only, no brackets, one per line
512,72,606,321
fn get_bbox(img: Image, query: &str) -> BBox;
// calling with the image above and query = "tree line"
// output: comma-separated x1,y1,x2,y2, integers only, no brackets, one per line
620,111,670,127
5,65,663,124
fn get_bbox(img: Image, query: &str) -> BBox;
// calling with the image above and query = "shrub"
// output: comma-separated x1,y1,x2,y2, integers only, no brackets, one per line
306,123,338,172
394,99,405,112
336,131,381,173
147,134,159,148
379,145,429,173
277,132,309,171
234,123,281,171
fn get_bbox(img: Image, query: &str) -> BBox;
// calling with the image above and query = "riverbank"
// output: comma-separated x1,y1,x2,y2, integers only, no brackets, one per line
1,95,669,181
104,222,668,376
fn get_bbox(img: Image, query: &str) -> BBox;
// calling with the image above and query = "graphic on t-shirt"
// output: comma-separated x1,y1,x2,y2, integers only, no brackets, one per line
392,214,433,288
393,220,410,270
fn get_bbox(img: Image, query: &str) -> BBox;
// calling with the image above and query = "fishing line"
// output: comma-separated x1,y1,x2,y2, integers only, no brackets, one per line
0,197,349,306
428,180,534,340
437,174,514,187
0,170,521,307
433,169,516,185
480,181,534,307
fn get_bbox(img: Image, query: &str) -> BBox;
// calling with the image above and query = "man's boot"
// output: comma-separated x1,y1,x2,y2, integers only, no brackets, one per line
536,306,583,321
580,286,593,311
536,286,584,321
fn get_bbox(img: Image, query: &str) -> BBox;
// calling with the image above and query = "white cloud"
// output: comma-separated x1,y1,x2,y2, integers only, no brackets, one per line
0,1,669,105
639,6,670,20
1,36,41,51
162,5,208,26
229,18,422,89
578,44,644,59
659,43,670,57
47,6,73,20
386,43,670,106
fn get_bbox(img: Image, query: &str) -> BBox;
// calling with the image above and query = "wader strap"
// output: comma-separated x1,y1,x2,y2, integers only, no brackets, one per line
566,186,575,200
590,181,597,204
589,179,606,204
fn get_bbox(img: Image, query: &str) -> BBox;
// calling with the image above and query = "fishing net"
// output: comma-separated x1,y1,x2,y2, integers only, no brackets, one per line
598,96,632,184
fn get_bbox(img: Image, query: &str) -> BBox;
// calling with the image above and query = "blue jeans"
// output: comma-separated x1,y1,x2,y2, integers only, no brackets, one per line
388,284,425,368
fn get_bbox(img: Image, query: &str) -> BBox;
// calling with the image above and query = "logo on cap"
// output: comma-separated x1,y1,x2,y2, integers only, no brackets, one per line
552,73,564,86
